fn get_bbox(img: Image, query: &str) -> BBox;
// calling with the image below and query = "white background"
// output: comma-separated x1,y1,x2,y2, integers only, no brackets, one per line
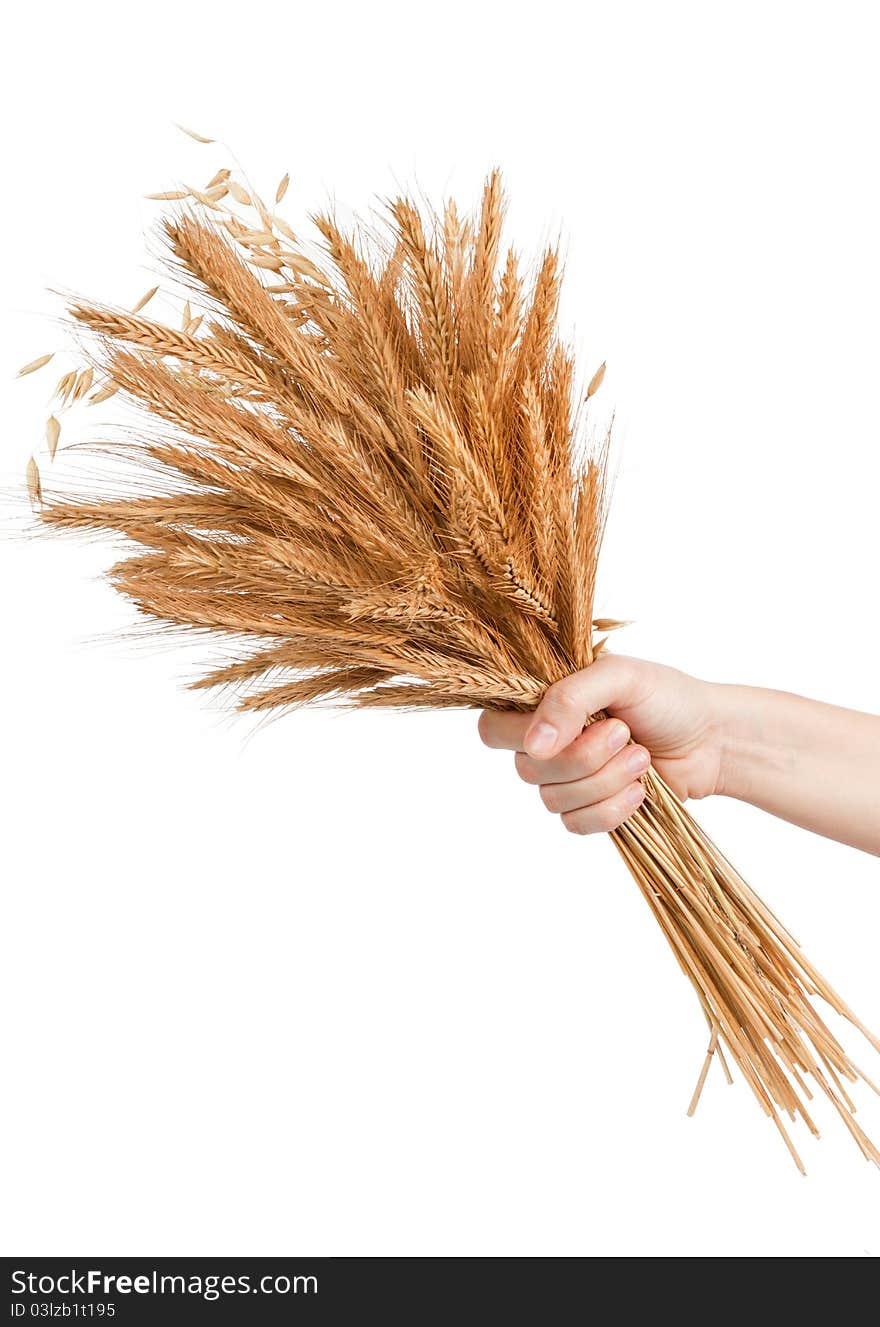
2,0,879,1257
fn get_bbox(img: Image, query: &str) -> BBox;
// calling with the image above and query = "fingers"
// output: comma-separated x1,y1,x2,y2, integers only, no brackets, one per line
514,718,630,784
522,655,636,759
478,709,532,751
537,743,651,814
560,780,647,835
479,657,651,836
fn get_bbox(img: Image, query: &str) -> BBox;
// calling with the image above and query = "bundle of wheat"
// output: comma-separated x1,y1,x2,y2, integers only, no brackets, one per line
22,153,879,1169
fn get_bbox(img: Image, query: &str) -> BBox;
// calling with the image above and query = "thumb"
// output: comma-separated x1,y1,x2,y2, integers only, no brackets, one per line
523,655,635,759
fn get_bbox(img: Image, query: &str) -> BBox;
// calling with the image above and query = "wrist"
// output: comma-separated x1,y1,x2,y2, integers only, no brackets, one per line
708,683,791,803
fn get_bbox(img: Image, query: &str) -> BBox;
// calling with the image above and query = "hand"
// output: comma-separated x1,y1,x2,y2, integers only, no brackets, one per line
478,654,725,834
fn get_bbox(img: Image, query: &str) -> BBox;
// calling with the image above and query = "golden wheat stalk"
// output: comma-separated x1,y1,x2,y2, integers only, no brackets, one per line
22,158,879,1171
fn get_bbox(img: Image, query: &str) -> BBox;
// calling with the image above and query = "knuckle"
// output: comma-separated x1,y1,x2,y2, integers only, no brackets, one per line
562,809,590,835
574,739,604,777
604,652,634,685
547,676,577,711
597,804,622,832
576,725,619,775
539,783,560,812
514,751,538,784
477,711,493,746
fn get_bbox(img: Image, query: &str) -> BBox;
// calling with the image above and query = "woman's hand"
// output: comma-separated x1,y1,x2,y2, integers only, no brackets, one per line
478,654,726,834
481,654,880,854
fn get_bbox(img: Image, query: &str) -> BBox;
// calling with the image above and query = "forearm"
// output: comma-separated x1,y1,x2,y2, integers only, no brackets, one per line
713,684,880,855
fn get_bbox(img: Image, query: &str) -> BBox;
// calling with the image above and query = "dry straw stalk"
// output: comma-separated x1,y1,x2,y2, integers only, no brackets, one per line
25,159,879,1170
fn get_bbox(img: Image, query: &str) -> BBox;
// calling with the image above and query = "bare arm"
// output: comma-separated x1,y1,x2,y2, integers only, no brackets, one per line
478,655,880,857
713,684,880,855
